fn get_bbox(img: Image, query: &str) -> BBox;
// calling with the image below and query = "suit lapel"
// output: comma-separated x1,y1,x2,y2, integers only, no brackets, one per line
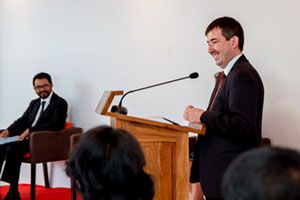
207,55,248,110
207,72,221,110
30,100,41,124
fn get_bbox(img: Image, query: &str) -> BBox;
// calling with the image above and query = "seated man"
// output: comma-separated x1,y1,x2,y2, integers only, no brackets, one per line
223,147,300,200
66,125,154,200
0,72,68,200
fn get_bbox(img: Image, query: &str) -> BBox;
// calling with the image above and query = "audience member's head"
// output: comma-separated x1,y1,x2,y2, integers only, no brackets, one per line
66,125,154,200
223,147,300,200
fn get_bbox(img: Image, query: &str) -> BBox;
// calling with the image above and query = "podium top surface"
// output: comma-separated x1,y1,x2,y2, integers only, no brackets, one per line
105,112,205,135
96,90,205,135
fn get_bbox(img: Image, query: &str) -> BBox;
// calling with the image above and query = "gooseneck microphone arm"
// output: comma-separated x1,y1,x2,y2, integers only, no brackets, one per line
120,75,192,106
111,72,199,115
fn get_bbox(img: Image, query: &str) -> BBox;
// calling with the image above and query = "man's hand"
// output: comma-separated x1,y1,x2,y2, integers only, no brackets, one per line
18,128,30,141
183,105,205,123
0,130,10,138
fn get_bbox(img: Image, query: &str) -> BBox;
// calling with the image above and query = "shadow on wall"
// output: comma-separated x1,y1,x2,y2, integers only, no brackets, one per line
71,81,97,129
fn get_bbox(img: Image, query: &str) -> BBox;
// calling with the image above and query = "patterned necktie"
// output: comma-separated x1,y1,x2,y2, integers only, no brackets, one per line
209,72,226,110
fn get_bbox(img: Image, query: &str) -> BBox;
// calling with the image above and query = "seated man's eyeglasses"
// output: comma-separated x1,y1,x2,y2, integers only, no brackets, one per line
34,84,51,90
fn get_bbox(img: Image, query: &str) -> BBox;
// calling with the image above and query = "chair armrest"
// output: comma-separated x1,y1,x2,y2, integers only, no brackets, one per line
261,137,271,146
29,127,82,163
70,133,81,150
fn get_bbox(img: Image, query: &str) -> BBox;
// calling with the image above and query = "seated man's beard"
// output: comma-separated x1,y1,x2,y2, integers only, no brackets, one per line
39,91,50,99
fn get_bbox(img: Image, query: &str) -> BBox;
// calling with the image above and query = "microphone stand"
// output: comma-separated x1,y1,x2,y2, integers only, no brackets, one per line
111,72,199,115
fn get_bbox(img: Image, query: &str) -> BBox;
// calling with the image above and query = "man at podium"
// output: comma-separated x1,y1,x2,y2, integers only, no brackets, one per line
183,16,264,200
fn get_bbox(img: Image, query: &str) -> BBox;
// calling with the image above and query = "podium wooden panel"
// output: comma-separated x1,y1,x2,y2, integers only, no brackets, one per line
97,91,205,200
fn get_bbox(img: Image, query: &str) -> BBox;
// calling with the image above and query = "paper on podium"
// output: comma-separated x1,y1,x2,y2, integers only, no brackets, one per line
0,136,19,145
144,116,181,125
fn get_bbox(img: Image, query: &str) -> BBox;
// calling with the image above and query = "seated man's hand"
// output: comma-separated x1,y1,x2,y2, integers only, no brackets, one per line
0,130,10,138
18,128,30,141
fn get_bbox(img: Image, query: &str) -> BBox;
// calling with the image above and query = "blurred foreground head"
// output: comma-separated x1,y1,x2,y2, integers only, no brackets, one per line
223,147,300,200
67,125,154,200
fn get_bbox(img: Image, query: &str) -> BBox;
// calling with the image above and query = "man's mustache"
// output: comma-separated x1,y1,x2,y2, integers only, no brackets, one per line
39,91,50,97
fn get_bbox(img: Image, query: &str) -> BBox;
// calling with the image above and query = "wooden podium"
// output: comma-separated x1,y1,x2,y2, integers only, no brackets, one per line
97,91,205,200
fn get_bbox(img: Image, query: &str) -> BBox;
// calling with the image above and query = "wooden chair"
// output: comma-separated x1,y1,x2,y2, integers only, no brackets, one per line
69,133,81,200
23,127,82,200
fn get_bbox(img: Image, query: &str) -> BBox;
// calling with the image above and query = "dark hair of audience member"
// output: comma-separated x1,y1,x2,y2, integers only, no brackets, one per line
32,72,52,85
66,126,154,200
223,147,300,200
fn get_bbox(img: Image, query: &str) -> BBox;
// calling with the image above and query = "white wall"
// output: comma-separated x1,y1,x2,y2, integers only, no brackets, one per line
1,0,300,187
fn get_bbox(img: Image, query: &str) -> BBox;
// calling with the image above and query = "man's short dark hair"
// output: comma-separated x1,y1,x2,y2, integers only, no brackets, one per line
66,126,154,200
205,16,244,51
32,72,52,86
223,147,300,200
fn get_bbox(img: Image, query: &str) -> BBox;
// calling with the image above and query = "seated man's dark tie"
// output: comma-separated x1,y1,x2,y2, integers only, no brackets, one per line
37,101,46,122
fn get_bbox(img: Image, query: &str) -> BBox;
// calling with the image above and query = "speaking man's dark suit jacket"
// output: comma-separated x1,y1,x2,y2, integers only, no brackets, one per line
191,55,264,198
0,92,68,185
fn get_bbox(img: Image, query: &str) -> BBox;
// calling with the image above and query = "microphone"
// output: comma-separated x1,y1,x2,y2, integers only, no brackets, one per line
111,72,199,115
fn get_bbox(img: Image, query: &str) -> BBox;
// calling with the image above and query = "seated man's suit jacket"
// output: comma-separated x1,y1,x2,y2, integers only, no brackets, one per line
7,92,68,136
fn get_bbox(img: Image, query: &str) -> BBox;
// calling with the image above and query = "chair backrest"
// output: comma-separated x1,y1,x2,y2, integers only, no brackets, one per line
27,127,82,163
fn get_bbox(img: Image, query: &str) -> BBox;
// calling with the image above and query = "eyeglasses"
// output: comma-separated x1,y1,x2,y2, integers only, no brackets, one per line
34,84,51,90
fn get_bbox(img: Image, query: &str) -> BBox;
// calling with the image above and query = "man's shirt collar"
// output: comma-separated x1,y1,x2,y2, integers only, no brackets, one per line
223,53,243,76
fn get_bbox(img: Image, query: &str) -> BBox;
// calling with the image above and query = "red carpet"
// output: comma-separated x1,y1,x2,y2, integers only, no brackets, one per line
0,184,81,200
